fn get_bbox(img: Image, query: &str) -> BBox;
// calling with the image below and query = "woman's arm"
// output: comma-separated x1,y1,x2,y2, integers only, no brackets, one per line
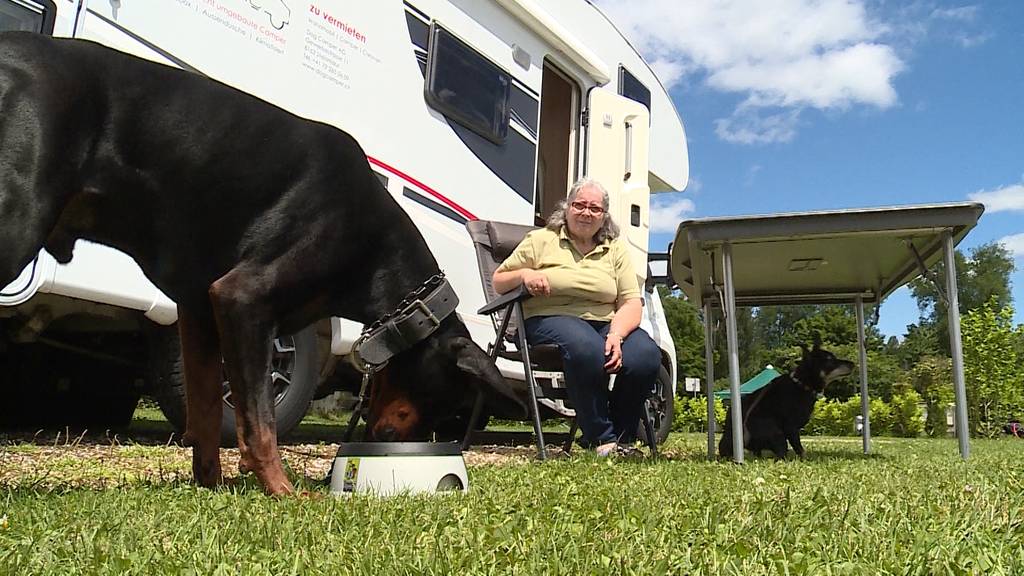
608,298,642,339
604,297,642,372
493,268,550,296
493,231,548,295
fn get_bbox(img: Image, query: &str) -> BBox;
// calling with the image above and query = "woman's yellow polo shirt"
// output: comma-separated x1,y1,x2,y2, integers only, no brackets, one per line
496,227,641,321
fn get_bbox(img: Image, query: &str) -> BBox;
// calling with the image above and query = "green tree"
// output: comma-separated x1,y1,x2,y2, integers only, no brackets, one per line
751,305,816,350
889,391,925,438
753,343,900,401
961,299,1024,437
752,304,882,351
792,306,883,349
894,322,941,370
658,288,707,385
1013,323,1024,374
910,356,953,437
709,305,763,383
831,345,906,401
713,304,887,401
668,300,766,394
701,303,888,396
909,242,1015,354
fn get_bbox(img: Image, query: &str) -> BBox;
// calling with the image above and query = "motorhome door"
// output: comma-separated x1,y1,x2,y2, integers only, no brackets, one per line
583,87,651,280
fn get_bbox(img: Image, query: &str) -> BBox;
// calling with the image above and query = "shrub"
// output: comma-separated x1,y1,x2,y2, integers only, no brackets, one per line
689,392,924,438
806,398,846,435
672,396,726,433
961,300,1024,437
889,391,925,437
911,356,953,437
806,395,922,438
868,397,893,435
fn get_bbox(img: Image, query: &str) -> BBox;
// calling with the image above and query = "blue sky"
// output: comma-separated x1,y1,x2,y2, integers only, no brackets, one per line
595,0,1024,338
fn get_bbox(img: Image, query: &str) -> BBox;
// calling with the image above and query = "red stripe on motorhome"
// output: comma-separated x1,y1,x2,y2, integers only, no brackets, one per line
367,156,478,221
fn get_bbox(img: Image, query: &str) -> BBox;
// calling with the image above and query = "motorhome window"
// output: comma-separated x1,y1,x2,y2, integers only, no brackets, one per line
618,66,651,111
0,0,54,34
425,24,511,145
405,10,429,51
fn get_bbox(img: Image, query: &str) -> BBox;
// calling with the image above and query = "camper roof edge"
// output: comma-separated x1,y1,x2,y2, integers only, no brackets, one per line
494,0,611,84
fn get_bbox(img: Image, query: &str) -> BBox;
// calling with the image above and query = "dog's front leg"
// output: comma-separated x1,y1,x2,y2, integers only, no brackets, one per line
786,428,805,458
209,272,293,495
177,306,225,487
769,438,788,459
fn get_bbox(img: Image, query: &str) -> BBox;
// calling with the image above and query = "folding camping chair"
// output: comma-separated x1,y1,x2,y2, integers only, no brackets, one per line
460,219,659,459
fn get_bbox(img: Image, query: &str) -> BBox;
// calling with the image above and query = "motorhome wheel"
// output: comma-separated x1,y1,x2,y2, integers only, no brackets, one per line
150,325,319,445
638,366,674,445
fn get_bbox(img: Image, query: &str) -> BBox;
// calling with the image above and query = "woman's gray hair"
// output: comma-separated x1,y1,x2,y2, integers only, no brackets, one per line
546,177,620,242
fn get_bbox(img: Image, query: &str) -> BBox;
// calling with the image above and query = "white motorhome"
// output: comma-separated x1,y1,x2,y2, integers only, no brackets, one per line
0,0,689,441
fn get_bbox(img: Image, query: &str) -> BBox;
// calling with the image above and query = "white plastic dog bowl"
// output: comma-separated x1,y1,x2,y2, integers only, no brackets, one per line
328,441,468,496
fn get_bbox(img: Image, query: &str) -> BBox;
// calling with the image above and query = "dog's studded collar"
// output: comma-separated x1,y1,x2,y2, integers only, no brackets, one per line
350,272,459,371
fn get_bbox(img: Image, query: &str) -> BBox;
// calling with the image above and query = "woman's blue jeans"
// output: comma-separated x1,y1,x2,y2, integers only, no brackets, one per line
523,315,661,447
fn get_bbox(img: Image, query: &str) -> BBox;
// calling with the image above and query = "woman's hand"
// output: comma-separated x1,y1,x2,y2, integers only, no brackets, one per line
521,269,551,296
604,298,641,373
604,332,623,373
493,268,549,295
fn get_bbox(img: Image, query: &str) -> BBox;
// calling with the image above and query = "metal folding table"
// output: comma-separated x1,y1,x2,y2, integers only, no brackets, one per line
669,202,985,461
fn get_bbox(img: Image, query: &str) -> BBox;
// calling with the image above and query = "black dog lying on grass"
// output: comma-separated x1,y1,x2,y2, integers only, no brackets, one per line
719,344,854,459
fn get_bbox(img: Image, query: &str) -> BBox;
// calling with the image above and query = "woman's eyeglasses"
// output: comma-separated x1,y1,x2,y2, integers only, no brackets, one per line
570,201,605,216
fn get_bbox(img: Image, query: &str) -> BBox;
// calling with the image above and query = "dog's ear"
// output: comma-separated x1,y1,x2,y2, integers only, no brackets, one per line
448,337,527,418
799,343,810,358
812,333,823,350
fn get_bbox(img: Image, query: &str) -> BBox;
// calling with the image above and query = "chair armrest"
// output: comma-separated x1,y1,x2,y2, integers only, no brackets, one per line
477,284,532,315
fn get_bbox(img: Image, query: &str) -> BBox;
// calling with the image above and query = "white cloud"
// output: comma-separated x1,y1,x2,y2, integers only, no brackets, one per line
931,6,978,22
650,195,696,233
998,233,1024,259
647,58,688,91
715,107,800,144
954,32,991,48
594,0,905,144
926,4,989,48
968,183,1024,213
708,42,902,109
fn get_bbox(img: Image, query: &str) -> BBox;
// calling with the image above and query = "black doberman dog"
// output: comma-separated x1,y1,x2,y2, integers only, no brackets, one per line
719,344,854,459
0,33,521,494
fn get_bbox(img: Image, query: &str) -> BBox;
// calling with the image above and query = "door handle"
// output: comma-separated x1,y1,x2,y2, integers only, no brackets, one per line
624,121,633,181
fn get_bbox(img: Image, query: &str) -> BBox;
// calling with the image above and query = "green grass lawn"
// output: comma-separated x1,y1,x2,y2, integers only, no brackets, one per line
2,420,1023,574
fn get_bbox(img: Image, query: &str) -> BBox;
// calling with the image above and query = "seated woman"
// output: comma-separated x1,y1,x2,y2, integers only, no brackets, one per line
493,178,661,456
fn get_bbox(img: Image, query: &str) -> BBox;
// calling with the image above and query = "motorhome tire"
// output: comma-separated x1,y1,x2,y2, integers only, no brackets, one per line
150,325,319,446
638,365,673,445
0,340,140,429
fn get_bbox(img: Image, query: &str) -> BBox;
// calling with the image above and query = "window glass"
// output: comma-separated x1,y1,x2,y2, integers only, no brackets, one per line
0,0,49,33
425,24,510,144
618,66,651,111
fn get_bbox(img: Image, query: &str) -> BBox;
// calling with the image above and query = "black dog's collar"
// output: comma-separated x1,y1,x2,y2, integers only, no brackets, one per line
351,273,459,370
789,371,813,393
790,370,825,398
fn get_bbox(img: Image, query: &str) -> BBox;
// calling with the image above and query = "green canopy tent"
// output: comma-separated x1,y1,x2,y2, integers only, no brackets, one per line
713,366,781,399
